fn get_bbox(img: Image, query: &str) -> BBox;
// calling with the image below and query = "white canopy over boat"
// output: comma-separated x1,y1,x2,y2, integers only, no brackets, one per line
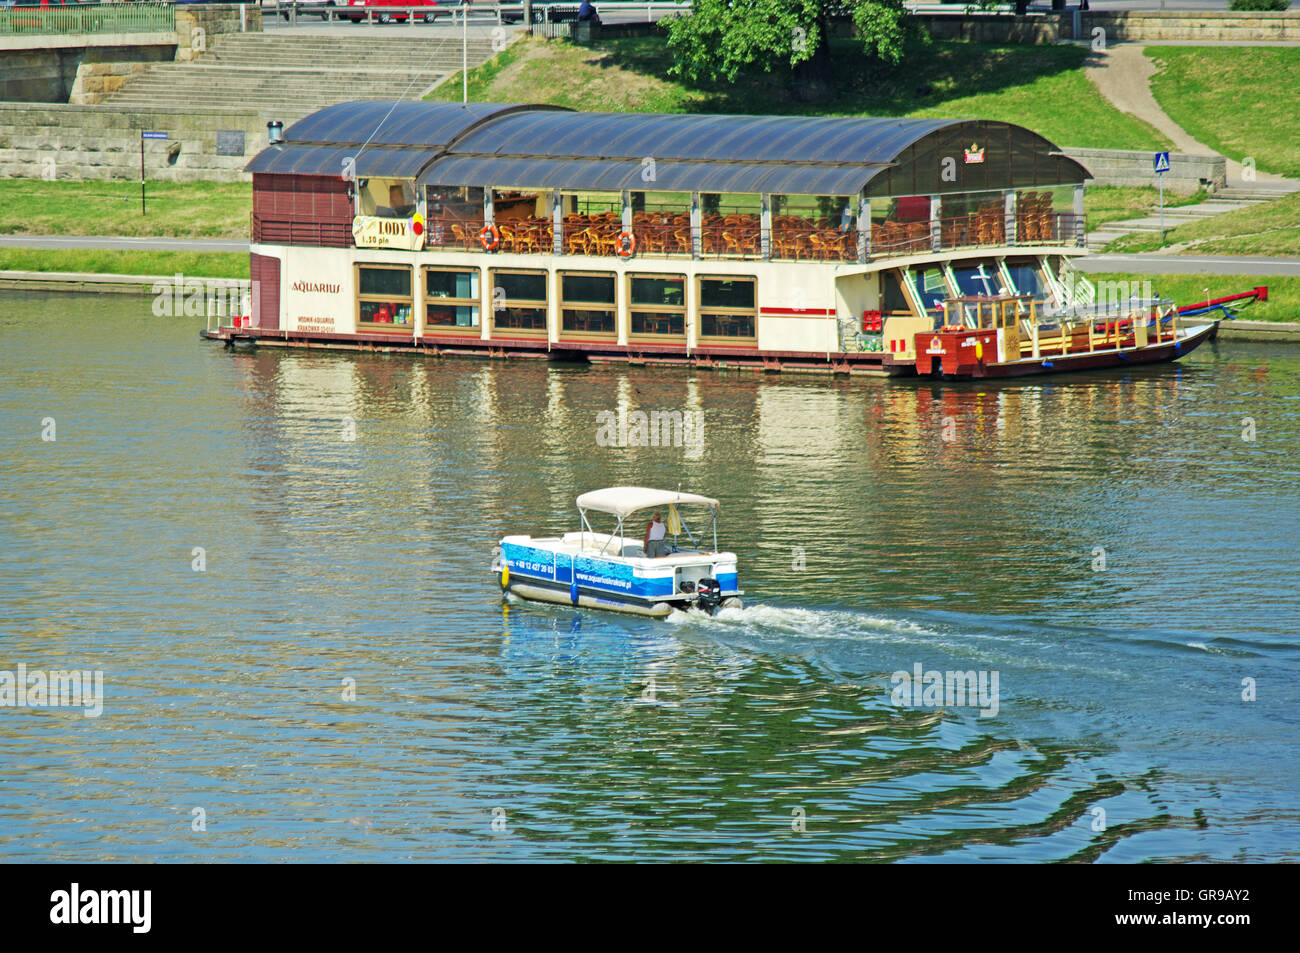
576,486,720,519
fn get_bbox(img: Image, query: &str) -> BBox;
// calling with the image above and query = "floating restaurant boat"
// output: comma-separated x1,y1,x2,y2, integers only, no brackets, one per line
204,101,1265,379
494,487,743,618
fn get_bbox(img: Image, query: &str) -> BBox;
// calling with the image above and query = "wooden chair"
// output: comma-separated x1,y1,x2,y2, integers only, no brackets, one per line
514,223,540,255
565,228,591,256
450,223,473,249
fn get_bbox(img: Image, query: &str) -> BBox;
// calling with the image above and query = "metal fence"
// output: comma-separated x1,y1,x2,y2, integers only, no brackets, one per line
0,2,175,38
267,1,688,28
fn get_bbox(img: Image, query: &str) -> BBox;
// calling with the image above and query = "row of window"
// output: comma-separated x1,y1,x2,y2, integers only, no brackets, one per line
879,256,1052,324
355,265,758,342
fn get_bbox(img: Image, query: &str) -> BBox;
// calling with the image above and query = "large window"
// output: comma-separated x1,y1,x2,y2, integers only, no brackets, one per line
357,264,413,333
910,266,949,324
424,185,483,250
1004,257,1046,298
629,274,686,339
493,189,553,255
489,269,548,335
357,179,416,218
950,260,1002,298
560,271,616,337
424,267,480,334
698,276,756,342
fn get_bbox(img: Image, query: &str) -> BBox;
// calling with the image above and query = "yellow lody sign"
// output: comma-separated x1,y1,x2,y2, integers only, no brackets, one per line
352,215,426,251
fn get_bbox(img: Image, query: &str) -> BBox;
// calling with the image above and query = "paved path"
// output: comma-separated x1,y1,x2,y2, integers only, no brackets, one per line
1075,254,1300,277
1083,43,1295,189
0,235,247,253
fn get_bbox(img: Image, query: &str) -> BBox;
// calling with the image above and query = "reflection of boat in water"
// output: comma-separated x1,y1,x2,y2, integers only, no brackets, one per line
493,487,743,619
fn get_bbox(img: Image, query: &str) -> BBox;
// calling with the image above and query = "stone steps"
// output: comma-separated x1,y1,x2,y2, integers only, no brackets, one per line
1218,186,1300,201
1086,187,1296,251
101,30,506,110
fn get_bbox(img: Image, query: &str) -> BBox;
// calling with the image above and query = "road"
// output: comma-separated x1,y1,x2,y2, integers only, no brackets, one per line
0,235,249,253
1074,254,1300,277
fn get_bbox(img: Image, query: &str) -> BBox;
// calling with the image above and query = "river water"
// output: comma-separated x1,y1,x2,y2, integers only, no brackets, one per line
3,290,1298,862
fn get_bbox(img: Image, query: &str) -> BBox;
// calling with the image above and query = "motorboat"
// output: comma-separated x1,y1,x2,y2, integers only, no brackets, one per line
493,487,744,618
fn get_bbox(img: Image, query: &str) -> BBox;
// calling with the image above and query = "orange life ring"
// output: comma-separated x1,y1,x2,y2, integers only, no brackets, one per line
616,231,636,258
479,224,500,252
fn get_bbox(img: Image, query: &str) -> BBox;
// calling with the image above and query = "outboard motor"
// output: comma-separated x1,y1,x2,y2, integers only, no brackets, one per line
694,577,722,616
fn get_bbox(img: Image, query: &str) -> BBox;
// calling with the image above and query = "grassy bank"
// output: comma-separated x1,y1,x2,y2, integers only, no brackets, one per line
1104,191,1300,256
0,181,251,239
0,248,248,279
1148,47,1300,179
429,36,1169,151
1089,272,1295,323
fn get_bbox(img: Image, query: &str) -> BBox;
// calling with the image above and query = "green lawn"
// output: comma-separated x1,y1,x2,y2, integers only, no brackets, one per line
0,248,248,279
430,36,1169,151
1147,47,1300,179
0,180,251,239
1103,191,1300,256
1089,272,1295,323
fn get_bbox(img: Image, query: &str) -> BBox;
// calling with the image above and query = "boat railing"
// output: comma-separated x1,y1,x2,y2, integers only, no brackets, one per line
1023,299,1181,359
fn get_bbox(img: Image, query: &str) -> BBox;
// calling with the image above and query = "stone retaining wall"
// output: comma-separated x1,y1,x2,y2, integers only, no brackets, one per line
918,11,1300,44
174,4,263,64
0,102,305,182
0,43,175,104
1064,148,1226,193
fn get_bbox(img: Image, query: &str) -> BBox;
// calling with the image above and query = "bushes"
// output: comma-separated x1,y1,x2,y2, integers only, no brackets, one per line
1227,0,1291,11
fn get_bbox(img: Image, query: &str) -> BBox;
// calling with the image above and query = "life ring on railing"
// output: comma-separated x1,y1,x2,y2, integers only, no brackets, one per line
616,231,636,258
479,224,501,252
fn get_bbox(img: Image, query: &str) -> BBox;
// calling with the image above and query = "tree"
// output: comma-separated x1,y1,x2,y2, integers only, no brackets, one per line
664,0,921,101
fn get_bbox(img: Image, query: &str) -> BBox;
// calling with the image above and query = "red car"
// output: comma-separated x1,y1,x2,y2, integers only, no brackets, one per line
341,0,445,22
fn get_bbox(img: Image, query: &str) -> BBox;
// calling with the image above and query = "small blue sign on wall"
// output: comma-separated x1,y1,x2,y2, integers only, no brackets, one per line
1153,151,1171,174
141,131,168,140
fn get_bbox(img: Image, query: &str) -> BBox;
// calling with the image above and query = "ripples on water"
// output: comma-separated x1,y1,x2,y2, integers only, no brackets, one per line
1,292,1298,861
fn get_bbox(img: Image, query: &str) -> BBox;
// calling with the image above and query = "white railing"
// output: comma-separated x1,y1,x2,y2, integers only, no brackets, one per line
269,1,690,27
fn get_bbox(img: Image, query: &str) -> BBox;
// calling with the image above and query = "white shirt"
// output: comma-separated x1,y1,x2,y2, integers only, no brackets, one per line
648,520,666,541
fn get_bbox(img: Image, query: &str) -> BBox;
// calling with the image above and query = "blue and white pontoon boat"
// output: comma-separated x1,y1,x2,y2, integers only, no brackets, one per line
494,487,744,618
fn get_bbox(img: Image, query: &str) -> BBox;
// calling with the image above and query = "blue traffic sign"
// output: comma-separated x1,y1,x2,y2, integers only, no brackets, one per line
1153,151,1171,174
141,131,168,140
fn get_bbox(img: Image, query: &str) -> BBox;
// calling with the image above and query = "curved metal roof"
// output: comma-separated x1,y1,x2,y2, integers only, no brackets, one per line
246,143,431,178
444,111,956,166
248,101,1090,195
278,101,564,148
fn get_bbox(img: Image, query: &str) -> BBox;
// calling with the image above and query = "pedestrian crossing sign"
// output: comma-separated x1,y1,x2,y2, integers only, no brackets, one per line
1154,152,1171,174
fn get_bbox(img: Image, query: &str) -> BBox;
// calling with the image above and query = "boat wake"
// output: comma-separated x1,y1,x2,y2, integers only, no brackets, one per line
665,601,940,643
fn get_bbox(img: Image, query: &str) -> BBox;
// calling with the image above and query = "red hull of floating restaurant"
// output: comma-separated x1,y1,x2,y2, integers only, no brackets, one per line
208,101,1097,375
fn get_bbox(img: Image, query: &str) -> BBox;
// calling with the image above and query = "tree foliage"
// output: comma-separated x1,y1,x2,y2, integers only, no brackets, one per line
664,0,921,89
